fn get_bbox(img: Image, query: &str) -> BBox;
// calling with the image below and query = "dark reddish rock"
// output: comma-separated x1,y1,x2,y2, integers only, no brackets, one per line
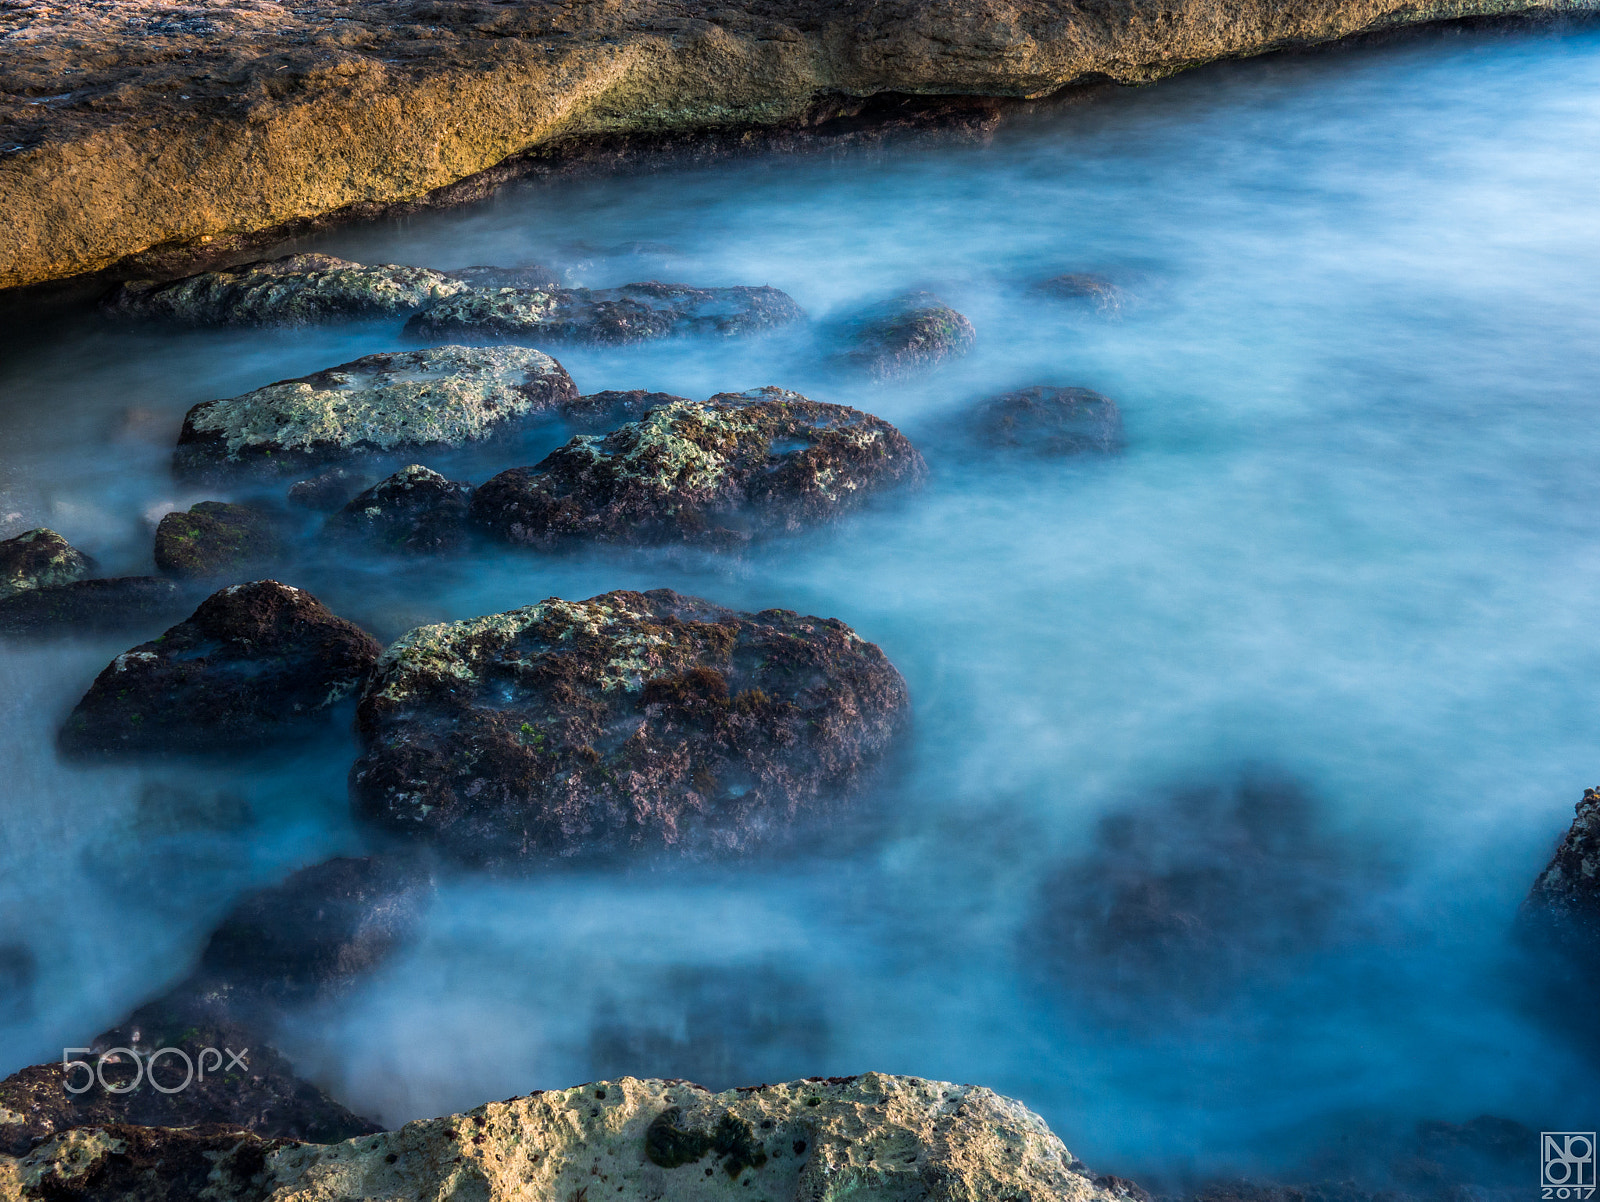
153,501,285,580
835,291,976,380
57,581,381,757
0,577,184,637
350,588,910,866
562,390,694,430
323,465,473,555
1032,273,1123,312
968,386,1124,455
471,387,926,550
287,467,373,512
0,527,95,600
404,281,805,344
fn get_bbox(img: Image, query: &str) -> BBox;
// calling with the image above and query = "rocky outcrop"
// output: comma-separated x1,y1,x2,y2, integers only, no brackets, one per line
153,502,284,579
0,577,183,637
564,389,695,430
1518,787,1600,1000
322,465,474,555
834,292,976,379
968,385,1124,454
404,281,805,344
0,1073,1122,1202
173,345,578,480
350,588,910,866
57,581,381,756
0,529,94,600
472,388,926,550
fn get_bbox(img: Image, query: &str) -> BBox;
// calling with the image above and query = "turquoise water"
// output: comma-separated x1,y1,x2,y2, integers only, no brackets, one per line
3,17,1600,1184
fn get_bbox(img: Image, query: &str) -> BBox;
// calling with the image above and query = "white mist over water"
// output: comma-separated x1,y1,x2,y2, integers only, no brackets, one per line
4,18,1600,1183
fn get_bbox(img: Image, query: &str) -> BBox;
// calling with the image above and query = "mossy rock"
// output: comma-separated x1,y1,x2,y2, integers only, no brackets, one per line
0,527,94,600
835,291,976,380
322,465,473,555
153,501,284,580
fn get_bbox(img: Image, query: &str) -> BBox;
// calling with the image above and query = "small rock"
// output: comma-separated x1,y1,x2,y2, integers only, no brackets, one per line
1033,272,1123,312
174,345,578,480
561,389,693,430
404,280,805,344
835,291,976,379
323,465,473,555
350,588,910,866
58,580,381,756
102,253,473,326
153,501,284,579
471,387,926,550
0,577,184,637
287,467,373,512
0,527,94,600
968,386,1124,455
441,263,563,290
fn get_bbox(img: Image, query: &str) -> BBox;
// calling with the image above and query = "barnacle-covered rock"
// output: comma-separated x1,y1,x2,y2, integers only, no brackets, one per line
404,281,804,344
350,588,909,866
968,386,1124,455
471,388,925,550
0,528,93,600
0,577,183,637
836,291,975,379
58,581,381,756
323,465,473,555
173,345,577,479
153,501,284,579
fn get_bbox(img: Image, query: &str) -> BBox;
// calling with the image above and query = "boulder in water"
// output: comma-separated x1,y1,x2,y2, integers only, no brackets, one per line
287,467,374,512
471,388,926,550
323,465,474,555
562,389,693,430
153,501,285,579
350,588,910,866
0,577,184,637
173,345,578,480
58,581,381,757
0,528,94,600
1032,272,1123,312
968,386,1124,455
835,291,975,379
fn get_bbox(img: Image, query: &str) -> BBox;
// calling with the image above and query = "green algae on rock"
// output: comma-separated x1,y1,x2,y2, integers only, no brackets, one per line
173,345,578,480
322,464,474,555
835,291,976,379
404,280,805,345
471,387,927,550
0,529,94,601
351,588,909,866
153,501,285,579
58,580,381,757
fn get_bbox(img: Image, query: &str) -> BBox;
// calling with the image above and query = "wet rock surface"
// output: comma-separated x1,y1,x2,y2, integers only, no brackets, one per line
968,385,1124,455
0,1074,1122,1202
0,577,184,638
286,467,373,512
0,529,94,600
1033,272,1124,311
1522,786,1600,952
404,281,805,344
471,388,926,550
323,465,474,555
835,291,976,379
563,389,694,431
173,344,577,480
153,502,284,580
350,588,910,866
58,581,381,757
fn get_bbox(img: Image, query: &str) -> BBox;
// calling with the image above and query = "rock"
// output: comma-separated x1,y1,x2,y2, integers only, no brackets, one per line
442,264,563,291
835,291,976,379
57,581,381,757
968,386,1124,455
0,1073,1127,1202
102,253,473,326
350,588,909,866
173,345,578,480
405,281,805,344
1517,787,1600,1014
195,856,432,1009
0,995,379,1157
471,388,926,550
322,465,474,555
287,467,373,512
152,501,284,580
563,390,694,430
0,577,184,638
1033,273,1123,311
0,529,94,600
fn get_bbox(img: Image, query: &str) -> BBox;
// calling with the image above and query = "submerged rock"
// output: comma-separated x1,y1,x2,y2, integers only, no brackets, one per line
173,345,578,480
562,389,693,430
58,581,381,757
286,466,373,512
1033,272,1124,312
102,253,473,326
471,388,926,550
153,501,284,579
404,281,804,344
0,1073,1121,1202
323,465,473,555
350,588,909,866
0,528,94,600
0,577,184,637
835,291,976,379
968,385,1124,455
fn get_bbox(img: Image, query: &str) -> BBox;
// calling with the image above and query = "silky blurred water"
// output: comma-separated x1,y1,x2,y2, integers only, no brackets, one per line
3,17,1600,1184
